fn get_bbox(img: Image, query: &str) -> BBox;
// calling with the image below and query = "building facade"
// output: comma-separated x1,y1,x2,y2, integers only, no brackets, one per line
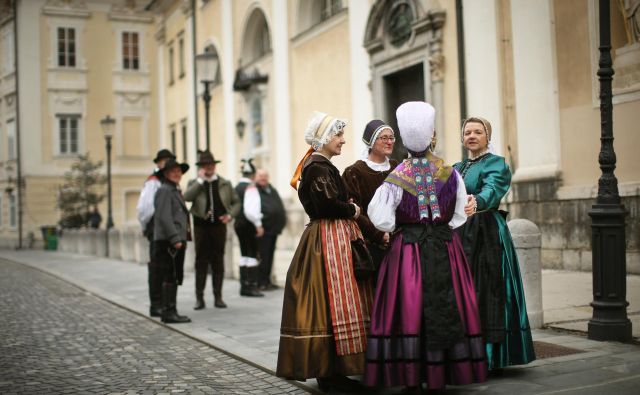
2,0,639,272
1,0,160,247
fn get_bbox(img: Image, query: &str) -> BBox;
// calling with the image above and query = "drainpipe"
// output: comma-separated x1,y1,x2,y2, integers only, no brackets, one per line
14,0,23,249
191,0,200,157
456,0,468,160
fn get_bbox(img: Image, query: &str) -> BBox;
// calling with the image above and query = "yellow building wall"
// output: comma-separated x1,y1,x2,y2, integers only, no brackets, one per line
289,17,353,171
555,0,640,188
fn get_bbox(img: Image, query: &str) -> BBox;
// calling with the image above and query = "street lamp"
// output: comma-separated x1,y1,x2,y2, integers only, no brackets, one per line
101,114,115,256
195,50,220,151
236,118,246,140
588,0,632,342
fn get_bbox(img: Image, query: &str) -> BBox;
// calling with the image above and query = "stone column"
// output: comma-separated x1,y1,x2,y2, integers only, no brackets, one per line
508,218,543,329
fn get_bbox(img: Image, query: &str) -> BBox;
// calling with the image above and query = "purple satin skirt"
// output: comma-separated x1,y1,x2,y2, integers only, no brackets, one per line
363,232,488,389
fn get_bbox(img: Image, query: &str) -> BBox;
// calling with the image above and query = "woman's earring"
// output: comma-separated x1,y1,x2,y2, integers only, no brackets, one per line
430,135,437,151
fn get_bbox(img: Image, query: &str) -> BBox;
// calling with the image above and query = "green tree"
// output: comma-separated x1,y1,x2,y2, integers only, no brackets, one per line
56,154,106,228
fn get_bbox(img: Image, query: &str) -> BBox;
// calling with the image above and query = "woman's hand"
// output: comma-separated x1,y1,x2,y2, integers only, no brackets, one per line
464,195,477,216
348,199,361,219
174,241,183,249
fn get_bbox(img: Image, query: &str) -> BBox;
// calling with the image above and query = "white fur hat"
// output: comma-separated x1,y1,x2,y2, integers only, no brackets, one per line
396,101,435,153
304,111,347,151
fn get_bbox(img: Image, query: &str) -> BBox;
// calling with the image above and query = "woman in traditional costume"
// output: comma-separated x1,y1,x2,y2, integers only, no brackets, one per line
342,120,399,275
364,102,488,391
276,112,372,392
453,116,536,370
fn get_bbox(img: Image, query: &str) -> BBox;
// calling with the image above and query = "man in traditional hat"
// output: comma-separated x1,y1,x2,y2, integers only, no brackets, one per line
233,159,264,297
184,150,241,309
154,157,192,324
136,148,176,317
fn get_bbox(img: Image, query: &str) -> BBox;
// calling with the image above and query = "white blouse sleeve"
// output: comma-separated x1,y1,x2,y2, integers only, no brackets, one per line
449,170,468,229
136,179,160,230
243,185,263,228
368,182,403,233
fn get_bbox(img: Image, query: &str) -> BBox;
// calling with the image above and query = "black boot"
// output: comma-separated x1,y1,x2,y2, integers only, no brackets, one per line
240,267,264,297
148,261,163,317
162,283,191,324
194,293,205,310
213,273,227,308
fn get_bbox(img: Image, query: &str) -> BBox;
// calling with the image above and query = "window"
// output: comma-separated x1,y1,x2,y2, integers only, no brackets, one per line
322,0,343,21
178,36,185,78
8,193,16,228
0,195,3,227
168,44,174,85
122,31,140,70
181,120,187,161
2,27,15,75
7,119,15,160
57,27,76,67
251,99,263,147
58,115,80,155
170,124,176,155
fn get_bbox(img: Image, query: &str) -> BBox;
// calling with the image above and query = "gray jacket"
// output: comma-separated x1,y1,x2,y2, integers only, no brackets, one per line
154,181,189,244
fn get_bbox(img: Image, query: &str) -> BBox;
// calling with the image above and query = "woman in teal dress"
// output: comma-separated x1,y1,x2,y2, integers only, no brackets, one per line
453,116,535,370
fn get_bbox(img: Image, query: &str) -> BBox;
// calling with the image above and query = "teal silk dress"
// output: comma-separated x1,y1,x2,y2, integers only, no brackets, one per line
454,153,535,369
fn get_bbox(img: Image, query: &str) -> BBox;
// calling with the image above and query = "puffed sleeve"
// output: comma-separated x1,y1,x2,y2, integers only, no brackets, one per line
368,182,403,233
306,164,356,219
243,184,263,228
342,166,386,244
449,170,468,229
475,155,512,210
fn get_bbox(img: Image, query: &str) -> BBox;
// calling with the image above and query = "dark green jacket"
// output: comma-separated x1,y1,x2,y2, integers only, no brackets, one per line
183,175,241,220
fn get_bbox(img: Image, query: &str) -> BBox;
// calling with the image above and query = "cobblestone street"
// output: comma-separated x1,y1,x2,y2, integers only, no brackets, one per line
0,259,308,395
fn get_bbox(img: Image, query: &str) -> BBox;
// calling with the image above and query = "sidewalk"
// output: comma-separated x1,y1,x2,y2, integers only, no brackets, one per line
1,248,640,394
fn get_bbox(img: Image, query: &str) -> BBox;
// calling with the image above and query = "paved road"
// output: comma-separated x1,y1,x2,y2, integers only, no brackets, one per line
0,259,308,395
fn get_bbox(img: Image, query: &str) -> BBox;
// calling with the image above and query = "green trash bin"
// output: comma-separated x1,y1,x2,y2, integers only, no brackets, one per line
41,226,58,251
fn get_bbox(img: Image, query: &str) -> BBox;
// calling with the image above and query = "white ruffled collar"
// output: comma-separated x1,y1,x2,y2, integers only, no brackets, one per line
363,157,391,172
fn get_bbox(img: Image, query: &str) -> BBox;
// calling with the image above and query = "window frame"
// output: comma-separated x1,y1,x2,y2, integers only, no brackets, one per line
56,114,81,156
168,42,175,85
6,119,15,161
56,26,77,68
178,34,185,79
8,193,16,229
122,31,140,71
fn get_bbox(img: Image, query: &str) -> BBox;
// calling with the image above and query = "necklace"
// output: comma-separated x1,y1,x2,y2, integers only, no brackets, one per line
459,152,490,178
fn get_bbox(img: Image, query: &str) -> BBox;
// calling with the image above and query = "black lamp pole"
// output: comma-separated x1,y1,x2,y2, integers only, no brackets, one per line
102,115,115,257
202,80,212,151
587,0,632,342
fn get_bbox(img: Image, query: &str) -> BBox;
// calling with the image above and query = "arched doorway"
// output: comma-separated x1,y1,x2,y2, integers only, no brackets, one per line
364,0,446,161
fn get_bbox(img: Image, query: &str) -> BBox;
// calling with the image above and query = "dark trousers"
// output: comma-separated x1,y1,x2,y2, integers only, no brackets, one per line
147,233,163,308
235,225,258,259
194,222,227,298
154,240,186,285
258,234,278,286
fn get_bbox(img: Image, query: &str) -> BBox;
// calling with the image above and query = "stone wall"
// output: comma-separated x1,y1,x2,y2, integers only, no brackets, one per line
507,178,639,274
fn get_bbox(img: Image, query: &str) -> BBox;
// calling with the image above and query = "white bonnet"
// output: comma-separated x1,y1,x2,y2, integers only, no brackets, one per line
396,101,435,153
304,111,347,151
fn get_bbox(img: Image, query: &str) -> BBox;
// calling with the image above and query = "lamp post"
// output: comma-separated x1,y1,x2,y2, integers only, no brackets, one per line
101,115,115,256
236,118,246,140
587,0,632,342
195,50,220,151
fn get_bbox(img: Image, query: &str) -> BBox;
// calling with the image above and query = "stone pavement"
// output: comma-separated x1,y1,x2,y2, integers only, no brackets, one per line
0,259,306,395
1,249,640,394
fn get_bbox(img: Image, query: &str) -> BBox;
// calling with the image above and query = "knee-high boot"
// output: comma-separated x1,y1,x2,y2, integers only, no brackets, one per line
240,266,264,297
148,261,163,317
162,282,191,324
212,273,227,308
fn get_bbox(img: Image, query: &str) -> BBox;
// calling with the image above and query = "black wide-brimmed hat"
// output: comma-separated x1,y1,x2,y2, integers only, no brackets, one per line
153,149,176,163
196,150,221,166
162,158,189,174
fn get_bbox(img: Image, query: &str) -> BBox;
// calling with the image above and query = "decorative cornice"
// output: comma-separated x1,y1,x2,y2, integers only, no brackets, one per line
180,0,193,17
109,1,153,23
42,0,90,18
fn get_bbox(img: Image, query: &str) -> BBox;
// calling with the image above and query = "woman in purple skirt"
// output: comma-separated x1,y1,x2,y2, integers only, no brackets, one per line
364,102,488,391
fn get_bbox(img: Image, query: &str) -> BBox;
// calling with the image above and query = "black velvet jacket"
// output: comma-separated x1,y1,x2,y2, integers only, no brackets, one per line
298,154,356,220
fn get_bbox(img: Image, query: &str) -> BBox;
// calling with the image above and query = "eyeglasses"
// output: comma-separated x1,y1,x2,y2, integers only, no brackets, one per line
377,136,396,143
